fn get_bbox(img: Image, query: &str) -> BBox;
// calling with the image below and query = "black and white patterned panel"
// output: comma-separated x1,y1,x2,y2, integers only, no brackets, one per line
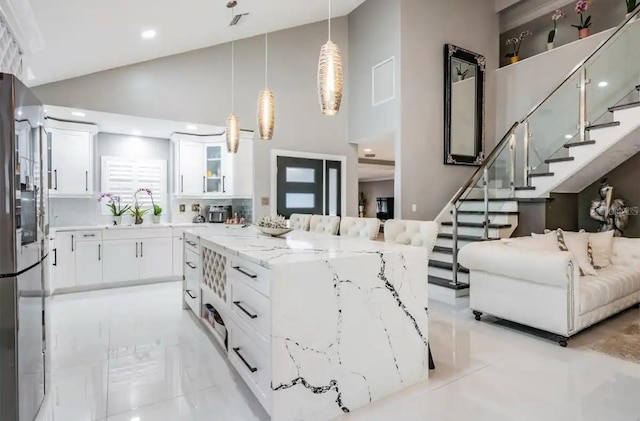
202,247,227,302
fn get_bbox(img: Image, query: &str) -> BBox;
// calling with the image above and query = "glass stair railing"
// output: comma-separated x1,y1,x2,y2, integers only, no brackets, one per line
448,7,640,285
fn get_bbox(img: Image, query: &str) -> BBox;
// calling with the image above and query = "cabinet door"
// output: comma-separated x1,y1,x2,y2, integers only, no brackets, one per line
205,144,225,194
178,142,204,195
230,138,253,198
51,232,76,290
75,241,102,286
102,240,139,283
172,236,184,277
50,129,92,195
139,238,173,280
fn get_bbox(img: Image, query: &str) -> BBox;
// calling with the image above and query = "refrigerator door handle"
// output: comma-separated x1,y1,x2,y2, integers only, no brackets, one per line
85,171,88,191
136,242,138,258
53,248,57,266
54,170,58,190
71,235,74,252
98,244,101,261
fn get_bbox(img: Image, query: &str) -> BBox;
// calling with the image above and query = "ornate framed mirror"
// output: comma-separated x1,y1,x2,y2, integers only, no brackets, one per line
444,44,485,166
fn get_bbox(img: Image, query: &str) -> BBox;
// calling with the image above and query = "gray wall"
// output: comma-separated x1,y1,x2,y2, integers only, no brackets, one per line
579,151,640,238
500,1,628,67
399,0,499,219
34,18,357,219
348,0,400,143
359,179,394,218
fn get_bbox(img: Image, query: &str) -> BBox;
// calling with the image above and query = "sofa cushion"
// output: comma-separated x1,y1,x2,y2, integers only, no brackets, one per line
501,232,557,251
588,231,614,269
611,237,640,269
557,229,597,276
580,265,640,314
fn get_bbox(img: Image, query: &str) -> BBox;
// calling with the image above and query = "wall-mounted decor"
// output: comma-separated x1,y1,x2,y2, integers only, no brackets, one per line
589,179,630,237
443,44,486,166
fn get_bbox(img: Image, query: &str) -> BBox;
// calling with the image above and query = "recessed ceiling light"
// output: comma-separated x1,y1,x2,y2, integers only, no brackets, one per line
363,148,373,153
565,134,573,139
71,111,86,117
130,417,141,421
17,110,22,116
141,30,156,40
43,109,48,114
131,130,142,136
598,81,608,88
186,124,198,131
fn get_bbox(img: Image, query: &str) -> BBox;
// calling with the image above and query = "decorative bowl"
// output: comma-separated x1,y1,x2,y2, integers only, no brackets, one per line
255,226,293,237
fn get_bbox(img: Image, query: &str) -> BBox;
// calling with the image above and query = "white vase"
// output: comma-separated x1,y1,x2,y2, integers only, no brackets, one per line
112,216,122,226
153,215,161,224
547,42,554,51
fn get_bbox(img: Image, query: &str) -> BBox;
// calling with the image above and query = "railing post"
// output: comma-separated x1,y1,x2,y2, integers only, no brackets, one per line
509,132,516,194
579,65,589,142
451,206,459,287
523,120,530,187
483,168,489,240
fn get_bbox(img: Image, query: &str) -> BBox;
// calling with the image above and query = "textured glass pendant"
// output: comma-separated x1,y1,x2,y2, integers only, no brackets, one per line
226,113,240,153
257,88,275,140
317,0,343,116
257,33,275,140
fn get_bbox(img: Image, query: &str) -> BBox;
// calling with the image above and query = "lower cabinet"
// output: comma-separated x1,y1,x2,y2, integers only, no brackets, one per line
75,240,102,286
52,232,76,289
102,239,139,284
139,237,173,280
172,236,184,277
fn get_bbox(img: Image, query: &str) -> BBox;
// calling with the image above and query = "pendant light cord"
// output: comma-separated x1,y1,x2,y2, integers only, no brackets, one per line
264,32,268,88
231,6,235,112
328,0,332,41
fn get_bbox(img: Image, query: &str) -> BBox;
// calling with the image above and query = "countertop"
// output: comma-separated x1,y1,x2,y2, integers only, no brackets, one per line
50,223,227,234
188,225,425,268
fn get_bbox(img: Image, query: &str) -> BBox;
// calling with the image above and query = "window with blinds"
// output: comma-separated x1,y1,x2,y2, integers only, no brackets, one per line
101,157,167,214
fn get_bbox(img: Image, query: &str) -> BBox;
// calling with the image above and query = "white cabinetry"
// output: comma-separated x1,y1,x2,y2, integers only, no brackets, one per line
178,141,204,195
229,137,254,198
102,240,139,284
47,121,97,197
52,232,76,289
172,236,184,277
75,241,102,286
139,237,173,279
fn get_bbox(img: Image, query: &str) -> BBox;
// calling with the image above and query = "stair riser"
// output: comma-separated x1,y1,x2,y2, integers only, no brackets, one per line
431,251,453,264
456,213,515,225
441,225,505,238
435,238,475,249
458,201,518,213
428,267,469,284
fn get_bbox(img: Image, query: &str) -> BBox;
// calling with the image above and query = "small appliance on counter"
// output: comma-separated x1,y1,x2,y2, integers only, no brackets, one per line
193,214,206,223
208,205,232,223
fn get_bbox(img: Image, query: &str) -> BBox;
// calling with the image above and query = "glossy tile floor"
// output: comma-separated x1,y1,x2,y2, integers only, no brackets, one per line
36,281,640,421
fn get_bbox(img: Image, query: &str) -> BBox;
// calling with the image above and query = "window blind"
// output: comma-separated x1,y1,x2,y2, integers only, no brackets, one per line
101,157,167,214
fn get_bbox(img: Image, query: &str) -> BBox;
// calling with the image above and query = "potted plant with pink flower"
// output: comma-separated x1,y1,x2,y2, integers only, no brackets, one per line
134,188,162,224
572,0,592,39
626,0,638,21
505,30,532,64
97,193,131,225
548,9,567,50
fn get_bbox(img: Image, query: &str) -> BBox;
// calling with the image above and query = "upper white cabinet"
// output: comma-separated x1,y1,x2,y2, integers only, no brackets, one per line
171,132,253,199
46,120,97,197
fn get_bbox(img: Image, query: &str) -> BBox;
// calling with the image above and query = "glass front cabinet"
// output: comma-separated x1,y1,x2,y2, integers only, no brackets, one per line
205,144,226,194
173,136,230,197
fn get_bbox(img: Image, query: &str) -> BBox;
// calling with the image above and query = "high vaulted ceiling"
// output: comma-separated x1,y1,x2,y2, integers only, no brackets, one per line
6,0,366,86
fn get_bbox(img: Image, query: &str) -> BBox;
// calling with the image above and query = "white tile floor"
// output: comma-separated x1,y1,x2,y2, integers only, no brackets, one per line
36,281,640,421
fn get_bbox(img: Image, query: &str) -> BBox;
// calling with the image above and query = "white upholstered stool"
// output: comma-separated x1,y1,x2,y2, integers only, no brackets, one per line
289,214,312,231
309,215,341,235
339,217,381,241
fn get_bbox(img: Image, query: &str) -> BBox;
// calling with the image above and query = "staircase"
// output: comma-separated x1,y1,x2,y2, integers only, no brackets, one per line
428,12,640,303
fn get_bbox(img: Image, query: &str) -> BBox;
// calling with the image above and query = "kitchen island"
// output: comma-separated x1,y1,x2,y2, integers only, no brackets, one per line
184,226,429,421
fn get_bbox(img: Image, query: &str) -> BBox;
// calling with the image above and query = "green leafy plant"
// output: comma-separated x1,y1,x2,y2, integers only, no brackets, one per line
129,204,148,225
627,0,638,13
153,204,163,216
97,193,131,216
358,191,368,208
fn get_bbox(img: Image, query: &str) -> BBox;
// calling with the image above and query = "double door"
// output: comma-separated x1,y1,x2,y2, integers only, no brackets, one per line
101,238,173,283
48,128,93,196
178,142,228,196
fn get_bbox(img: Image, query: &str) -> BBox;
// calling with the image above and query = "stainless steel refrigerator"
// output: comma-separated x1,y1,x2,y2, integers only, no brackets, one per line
0,74,47,421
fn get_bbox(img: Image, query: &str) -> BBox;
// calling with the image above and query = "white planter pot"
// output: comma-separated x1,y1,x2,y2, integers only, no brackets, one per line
547,42,554,51
153,215,161,224
112,216,122,226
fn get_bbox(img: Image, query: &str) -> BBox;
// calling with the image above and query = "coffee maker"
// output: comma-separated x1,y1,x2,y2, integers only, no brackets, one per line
208,205,232,223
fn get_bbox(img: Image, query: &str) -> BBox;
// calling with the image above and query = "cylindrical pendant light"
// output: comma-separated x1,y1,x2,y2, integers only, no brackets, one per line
317,0,343,116
227,39,240,153
257,32,275,140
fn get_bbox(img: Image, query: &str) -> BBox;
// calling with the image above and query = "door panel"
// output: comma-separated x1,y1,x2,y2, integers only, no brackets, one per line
50,129,91,195
52,232,76,290
139,238,173,279
75,241,102,286
172,236,184,277
179,142,204,195
102,240,139,283
325,160,342,217
276,157,324,218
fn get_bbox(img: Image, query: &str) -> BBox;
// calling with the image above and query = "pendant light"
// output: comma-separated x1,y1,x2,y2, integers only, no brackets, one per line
317,0,343,116
226,5,240,153
257,32,275,140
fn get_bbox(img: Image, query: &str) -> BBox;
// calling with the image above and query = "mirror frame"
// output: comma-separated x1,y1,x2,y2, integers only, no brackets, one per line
443,44,486,166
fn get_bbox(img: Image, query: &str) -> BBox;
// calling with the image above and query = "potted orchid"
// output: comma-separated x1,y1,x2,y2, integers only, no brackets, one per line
456,64,469,81
626,0,638,21
135,188,162,224
572,0,592,39
505,30,532,64
548,9,567,50
97,193,131,225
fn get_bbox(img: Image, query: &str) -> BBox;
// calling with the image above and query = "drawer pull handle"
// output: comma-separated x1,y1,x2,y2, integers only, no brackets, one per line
232,347,257,373
233,266,257,279
186,240,197,247
185,262,197,269
233,301,258,319
185,290,196,299
83,233,96,237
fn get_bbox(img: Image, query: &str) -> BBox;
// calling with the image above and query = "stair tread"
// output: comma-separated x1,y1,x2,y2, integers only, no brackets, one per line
442,221,512,229
429,260,470,273
528,172,554,178
545,156,575,164
586,121,620,131
433,245,454,254
461,197,550,203
609,101,640,112
428,276,470,290
564,140,596,148
515,186,536,190
438,233,499,241
451,210,519,215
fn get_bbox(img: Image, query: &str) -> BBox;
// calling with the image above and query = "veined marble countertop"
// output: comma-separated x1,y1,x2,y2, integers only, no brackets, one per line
50,222,222,234
189,226,423,268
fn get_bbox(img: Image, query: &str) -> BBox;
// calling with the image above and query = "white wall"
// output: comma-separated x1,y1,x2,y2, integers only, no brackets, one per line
33,18,357,219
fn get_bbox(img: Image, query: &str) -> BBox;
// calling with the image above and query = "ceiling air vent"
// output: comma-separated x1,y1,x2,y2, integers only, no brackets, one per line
227,1,248,26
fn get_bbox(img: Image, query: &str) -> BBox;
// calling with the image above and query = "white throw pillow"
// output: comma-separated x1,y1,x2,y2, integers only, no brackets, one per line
528,231,560,251
588,230,614,269
556,229,597,276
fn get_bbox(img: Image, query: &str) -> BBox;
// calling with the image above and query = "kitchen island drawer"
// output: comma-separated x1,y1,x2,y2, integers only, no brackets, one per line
229,277,271,346
73,230,103,242
227,257,270,297
184,233,200,255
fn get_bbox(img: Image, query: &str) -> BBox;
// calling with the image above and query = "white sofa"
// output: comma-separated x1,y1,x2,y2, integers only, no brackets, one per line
459,235,640,346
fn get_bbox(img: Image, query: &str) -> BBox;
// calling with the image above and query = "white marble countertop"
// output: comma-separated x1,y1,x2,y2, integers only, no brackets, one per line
50,222,222,234
190,226,424,268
